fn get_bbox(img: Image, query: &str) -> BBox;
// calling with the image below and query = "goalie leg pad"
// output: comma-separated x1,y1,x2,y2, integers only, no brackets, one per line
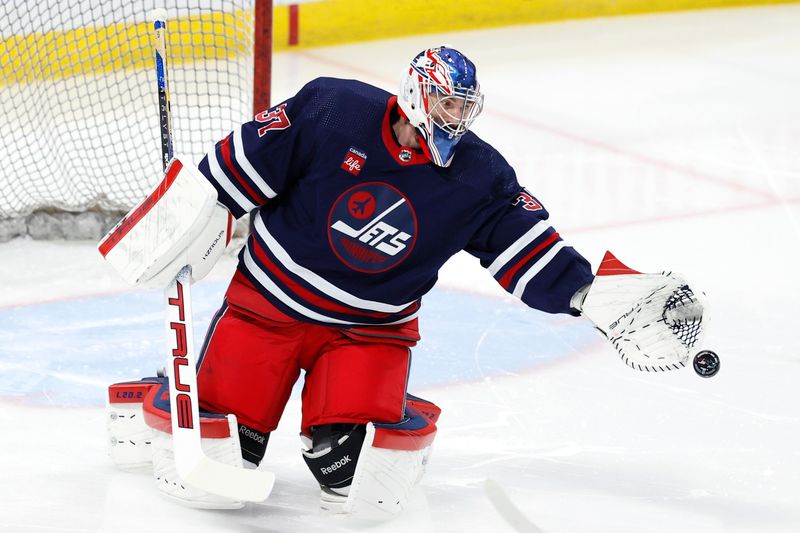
150,417,245,510
107,377,163,470
107,377,248,509
302,395,440,519
142,377,246,509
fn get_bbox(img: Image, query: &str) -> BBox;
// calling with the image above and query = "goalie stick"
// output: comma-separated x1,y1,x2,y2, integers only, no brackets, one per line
484,479,547,533
152,9,273,502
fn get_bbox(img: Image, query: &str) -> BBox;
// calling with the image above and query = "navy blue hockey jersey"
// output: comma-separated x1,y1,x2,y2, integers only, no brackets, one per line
198,78,593,327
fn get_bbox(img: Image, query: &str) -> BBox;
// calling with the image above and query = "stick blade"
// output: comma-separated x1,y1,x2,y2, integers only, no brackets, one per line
484,478,547,533
182,457,275,502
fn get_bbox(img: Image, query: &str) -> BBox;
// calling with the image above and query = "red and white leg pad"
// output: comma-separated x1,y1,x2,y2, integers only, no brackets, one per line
321,394,441,519
107,377,162,469
107,377,245,509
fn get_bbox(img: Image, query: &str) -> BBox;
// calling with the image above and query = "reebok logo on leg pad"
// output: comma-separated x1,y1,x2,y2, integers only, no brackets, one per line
238,424,269,466
321,455,351,475
302,425,366,491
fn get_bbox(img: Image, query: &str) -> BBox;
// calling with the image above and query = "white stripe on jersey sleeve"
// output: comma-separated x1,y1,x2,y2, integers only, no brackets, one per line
233,126,278,199
487,220,551,276
511,241,569,299
208,148,257,212
254,216,415,313
242,248,419,326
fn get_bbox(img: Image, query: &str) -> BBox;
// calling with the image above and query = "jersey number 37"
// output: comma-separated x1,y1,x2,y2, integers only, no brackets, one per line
512,190,543,212
255,104,291,137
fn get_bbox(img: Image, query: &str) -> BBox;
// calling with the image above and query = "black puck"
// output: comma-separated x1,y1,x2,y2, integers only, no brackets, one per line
693,350,720,378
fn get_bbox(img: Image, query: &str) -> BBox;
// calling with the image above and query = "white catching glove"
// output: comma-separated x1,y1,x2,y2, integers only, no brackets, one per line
574,252,707,372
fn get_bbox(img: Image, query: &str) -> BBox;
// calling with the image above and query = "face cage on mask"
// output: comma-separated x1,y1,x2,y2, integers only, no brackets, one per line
419,72,483,133
427,89,483,138
423,87,484,140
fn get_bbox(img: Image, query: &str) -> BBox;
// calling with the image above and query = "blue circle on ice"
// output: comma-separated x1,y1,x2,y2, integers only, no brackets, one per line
0,280,597,406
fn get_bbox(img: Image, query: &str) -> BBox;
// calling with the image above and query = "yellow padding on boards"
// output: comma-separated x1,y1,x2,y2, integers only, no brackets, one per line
0,11,253,86
278,0,800,49
2,0,797,84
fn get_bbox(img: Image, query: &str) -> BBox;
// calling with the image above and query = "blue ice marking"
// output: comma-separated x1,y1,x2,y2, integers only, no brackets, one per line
0,281,597,406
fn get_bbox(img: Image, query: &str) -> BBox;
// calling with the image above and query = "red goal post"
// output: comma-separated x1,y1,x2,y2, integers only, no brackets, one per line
0,1,273,241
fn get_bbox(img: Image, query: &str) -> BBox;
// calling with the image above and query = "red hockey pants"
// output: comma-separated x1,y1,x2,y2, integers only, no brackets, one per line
196,272,419,435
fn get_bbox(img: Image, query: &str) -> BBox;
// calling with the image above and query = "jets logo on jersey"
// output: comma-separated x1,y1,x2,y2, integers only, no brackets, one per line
328,182,417,273
255,103,291,137
341,147,367,176
512,189,543,212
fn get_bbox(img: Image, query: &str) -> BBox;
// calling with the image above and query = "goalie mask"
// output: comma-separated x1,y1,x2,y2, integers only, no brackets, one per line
398,46,484,167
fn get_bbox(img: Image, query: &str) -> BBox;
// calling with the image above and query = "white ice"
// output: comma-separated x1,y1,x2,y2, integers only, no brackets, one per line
1,5,799,532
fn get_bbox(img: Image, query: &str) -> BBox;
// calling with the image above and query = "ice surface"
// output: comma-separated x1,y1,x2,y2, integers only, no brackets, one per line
1,5,799,532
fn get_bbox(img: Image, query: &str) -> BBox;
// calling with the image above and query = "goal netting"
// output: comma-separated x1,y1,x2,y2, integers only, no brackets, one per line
0,1,270,241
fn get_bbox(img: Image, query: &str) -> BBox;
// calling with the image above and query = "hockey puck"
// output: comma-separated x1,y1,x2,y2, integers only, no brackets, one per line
693,350,720,378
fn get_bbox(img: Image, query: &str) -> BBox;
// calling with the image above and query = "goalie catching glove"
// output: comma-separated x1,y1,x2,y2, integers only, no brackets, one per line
98,157,234,287
573,251,707,372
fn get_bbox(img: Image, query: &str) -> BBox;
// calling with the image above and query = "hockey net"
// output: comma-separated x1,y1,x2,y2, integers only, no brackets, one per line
0,1,271,241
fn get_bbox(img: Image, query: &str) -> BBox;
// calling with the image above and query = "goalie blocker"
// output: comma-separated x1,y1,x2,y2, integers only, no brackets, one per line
98,157,234,288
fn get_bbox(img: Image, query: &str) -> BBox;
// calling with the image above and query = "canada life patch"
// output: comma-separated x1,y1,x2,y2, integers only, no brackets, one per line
328,182,417,273
341,147,367,176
